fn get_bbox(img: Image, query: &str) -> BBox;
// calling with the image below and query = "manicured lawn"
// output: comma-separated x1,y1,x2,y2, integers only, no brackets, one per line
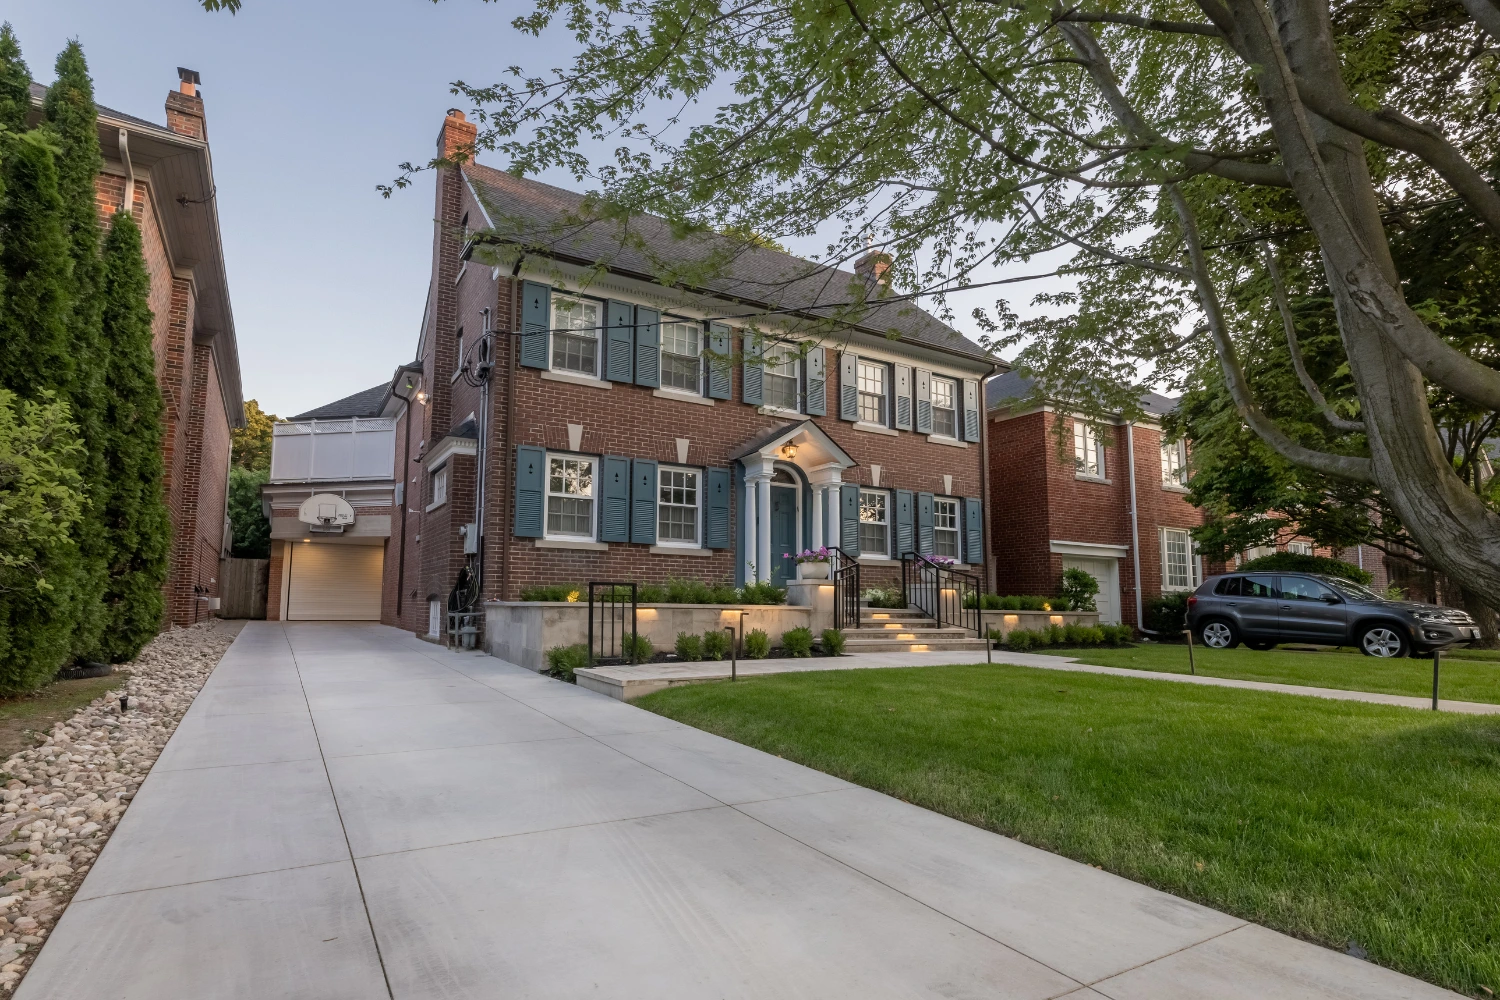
1059,642,1500,704
0,672,129,762
638,664,1500,996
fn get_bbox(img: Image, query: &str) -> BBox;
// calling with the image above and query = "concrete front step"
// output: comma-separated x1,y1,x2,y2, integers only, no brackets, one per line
853,626,973,638
840,637,992,653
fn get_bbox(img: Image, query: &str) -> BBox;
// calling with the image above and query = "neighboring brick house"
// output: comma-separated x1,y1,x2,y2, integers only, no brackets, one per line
384,110,999,637
28,70,245,626
986,373,1210,628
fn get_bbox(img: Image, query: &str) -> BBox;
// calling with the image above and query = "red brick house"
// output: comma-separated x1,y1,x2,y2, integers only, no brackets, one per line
30,70,245,627
985,373,1207,628
379,111,999,638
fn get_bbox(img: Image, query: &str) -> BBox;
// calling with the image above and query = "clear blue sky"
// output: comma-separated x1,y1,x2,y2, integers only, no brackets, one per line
11,1,1047,419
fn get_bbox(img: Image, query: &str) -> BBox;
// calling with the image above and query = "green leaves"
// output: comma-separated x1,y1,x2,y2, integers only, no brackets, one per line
0,389,85,592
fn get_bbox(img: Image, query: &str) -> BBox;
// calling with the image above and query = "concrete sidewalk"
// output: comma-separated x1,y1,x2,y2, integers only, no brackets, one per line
18,622,1461,999
579,646,1500,713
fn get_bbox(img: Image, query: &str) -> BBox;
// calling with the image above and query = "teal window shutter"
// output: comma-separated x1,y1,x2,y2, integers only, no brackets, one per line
598,455,631,542
630,458,658,543
704,467,731,547
707,323,732,399
962,379,981,441
894,365,912,430
838,352,859,420
634,307,660,387
805,345,826,415
840,484,861,557
916,491,934,554
914,369,933,433
514,445,546,537
895,489,914,556
605,301,634,382
520,282,550,369
742,334,763,405
964,497,983,564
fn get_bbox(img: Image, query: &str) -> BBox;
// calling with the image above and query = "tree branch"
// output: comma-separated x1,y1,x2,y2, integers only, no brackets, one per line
1054,8,1224,38
1458,0,1500,41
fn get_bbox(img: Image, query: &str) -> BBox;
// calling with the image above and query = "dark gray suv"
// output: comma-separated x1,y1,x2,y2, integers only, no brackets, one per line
1186,572,1479,657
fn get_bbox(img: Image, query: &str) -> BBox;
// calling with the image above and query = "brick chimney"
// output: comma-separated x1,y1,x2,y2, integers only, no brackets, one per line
165,67,206,141
438,108,478,165
854,247,893,296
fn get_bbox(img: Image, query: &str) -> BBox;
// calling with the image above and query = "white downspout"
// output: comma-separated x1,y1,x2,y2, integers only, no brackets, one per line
118,129,136,216
1126,421,1146,631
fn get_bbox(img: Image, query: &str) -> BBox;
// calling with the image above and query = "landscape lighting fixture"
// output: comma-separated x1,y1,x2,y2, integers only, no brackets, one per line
781,442,798,459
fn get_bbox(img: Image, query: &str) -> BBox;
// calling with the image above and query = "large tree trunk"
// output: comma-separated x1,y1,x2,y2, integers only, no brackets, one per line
1220,0,1500,609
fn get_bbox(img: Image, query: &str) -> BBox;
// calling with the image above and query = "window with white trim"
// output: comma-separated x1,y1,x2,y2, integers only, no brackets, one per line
657,466,700,545
1073,420,1104,478
931,377,958,437
857,361,888,425
933,497,960,558
859,489,889,557
660,321,702,393
551,297,601,376
763,348,800,411
1287,540,1313,555
1161,438,1187,486
1161,527,1197,591
431,466,448,507
545,454,595,539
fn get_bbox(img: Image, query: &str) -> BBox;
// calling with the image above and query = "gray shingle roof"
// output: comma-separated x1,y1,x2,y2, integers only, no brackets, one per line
290,384,390,421
29,82,177,138
986,371,1179,418
465,164,995,367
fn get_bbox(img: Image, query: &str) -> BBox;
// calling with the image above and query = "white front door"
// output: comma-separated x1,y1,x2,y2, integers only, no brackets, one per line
1062,556,1121,624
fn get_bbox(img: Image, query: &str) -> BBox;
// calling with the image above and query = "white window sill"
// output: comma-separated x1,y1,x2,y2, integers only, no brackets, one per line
653,388,714,407
927,435,968,448
757,405,802,419
649,544,713,557
424,499,446,513
541,370,611,390
535,538,609,551
853,421,897,437
1075,473,1112,484
1161,484,1190,493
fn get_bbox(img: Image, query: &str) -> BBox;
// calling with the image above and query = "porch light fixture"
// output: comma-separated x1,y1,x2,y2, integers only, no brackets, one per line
780,442,798,459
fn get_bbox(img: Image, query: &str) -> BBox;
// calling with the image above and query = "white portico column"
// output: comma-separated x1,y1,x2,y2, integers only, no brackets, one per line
742,476,757,583
811,488,824,550
808,465,843,552
744,457,775,583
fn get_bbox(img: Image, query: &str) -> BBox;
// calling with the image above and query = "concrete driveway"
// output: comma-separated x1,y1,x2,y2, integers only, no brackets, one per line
18,622,1458,999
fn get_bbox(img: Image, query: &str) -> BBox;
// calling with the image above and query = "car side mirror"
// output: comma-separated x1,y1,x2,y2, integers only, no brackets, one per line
1322,594,1340,604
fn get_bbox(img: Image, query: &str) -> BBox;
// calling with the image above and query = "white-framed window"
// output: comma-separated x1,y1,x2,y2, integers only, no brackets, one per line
545,453,595,539
1161,438,1187,486
1073,420,1104,478
551,296,601,377
931,377,958,438
1161,527,1198,591
657,466,700,546
431,465,448,507
763,348,800,411
859,489,889,557
933,497,960,558
858,361,888,425
660,320,702,393
1287,540,1314,555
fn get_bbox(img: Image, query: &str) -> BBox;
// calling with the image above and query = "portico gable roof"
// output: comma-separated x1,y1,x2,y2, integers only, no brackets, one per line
730,419,857,470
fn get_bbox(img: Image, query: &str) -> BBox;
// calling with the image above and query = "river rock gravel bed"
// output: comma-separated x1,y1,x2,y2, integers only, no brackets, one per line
0,621,237,993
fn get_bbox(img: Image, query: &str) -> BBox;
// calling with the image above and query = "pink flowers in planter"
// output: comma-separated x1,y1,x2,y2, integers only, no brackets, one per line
787,547,832,564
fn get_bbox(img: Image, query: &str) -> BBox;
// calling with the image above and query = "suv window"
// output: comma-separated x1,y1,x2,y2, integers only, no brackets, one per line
1280,576,1337,601
1243,575,1278,599
1214,577,1241,596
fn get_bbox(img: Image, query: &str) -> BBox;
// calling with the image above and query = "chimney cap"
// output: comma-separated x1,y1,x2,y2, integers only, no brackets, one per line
447,108,467,121
178,67,201,85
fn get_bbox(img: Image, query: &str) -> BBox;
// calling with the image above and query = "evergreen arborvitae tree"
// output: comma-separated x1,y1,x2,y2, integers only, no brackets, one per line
0,24,29,135
95,213,168,660
44,42,109,660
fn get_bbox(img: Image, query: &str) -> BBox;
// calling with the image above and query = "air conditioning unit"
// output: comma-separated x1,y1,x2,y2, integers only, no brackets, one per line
460,522,479,555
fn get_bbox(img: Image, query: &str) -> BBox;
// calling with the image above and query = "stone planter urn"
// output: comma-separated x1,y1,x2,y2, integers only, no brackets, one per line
797,561,831,581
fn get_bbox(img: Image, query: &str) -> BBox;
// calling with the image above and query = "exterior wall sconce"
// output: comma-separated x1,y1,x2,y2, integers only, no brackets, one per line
781,442,798,459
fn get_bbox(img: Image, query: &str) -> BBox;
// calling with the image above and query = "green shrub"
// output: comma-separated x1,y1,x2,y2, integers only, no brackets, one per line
1060,567,1099,612
738,580,788,605
702,628,731,661
1237,551,1372,585
1082,625,1106,645
520,583,584,602
638,583,667,603
1102,623,1135,646
544,643,589,681
1001,595,1070,611
674,632,703,661
1046,624,1066,646
998,595,1020,610
1063,623,1086,645
821,628,846,655
782,626,814,657
1005,628,1037,651
743,628,770,658
621,632,654,662
1144,593,1191,635
863,587,906,609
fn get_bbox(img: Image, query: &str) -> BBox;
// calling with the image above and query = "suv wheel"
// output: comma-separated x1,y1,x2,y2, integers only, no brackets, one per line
1358,624,1408,658
1198,618,1239,649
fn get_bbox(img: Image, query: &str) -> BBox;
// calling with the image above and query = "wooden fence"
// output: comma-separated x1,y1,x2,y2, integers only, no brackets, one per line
219,557,269,620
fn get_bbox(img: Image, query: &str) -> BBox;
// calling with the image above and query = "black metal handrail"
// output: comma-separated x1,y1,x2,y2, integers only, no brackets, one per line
901,553,982,636
830,546,861,632
587,582,639,665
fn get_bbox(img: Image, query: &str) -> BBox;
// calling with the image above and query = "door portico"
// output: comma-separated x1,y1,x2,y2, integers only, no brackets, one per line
734,421,857,585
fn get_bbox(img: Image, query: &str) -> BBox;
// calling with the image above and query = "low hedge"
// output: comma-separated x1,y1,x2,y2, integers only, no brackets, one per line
993,623,1135,651
966,593,1074,612
1143,592,1191,635
521,577,786,606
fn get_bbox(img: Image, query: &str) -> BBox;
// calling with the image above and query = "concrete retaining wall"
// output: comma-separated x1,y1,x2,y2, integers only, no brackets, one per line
980,609,1101,637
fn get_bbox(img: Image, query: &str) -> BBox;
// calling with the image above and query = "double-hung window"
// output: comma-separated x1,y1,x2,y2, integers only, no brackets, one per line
763,348,800,411
858,489,889,557
1074,420,1104,478
661,321,702,393
857,361,888,425
545,454,595,539
657,467,700,546
1287,540,1313,555
1161,438,1187,487
551,297,601,377
931,377,958,437
1161,527,1197,590
933,498,961,558
431,466,448,507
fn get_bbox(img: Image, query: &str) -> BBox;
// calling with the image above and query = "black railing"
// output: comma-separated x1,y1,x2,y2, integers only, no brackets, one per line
587,582,639,665
830,546,861,632
901,553,982,636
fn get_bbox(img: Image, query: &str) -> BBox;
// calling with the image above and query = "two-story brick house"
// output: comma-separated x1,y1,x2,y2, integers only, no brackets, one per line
986,372,1208,627
384,111,999,637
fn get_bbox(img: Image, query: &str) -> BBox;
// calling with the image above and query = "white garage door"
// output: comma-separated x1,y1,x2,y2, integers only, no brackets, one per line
1062,555,1121,625
287,543,384,621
